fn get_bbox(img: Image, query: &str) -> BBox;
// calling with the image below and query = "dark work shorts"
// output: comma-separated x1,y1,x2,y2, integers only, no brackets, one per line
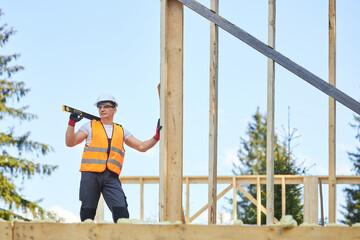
79,169,128,209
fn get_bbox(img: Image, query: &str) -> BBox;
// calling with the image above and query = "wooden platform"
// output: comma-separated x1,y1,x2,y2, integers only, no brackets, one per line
2,221,360,240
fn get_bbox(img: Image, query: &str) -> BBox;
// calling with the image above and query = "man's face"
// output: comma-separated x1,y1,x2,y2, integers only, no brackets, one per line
97,102,116,119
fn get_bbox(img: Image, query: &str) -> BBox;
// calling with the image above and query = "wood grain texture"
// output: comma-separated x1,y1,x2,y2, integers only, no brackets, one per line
11,222,360,240
0,222,12,240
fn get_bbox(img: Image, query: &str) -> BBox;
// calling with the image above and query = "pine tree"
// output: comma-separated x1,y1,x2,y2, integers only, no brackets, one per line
340,115,360,225
231,109,305,224
0,10,58,221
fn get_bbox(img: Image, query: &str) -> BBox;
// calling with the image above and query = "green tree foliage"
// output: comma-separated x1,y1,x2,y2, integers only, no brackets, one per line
0,10,59,221
231,109,306,225
340,115,360,225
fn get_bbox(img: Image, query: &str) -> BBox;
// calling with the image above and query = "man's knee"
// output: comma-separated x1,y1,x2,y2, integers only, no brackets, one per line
80,208,97,222
112,206,129,223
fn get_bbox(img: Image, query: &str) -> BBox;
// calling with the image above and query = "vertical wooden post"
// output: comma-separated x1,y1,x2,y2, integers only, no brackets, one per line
159,0,184,223
186,177,190,224
281,176,286,217
266,0,276,225
303,177,319,224
208,0,219,225
303,177,310,223
257,177,261,225
140,178,144,220
232,177,237,222
328,0,337,224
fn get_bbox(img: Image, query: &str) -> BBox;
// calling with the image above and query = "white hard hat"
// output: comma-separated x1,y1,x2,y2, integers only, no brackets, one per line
94,93,118,107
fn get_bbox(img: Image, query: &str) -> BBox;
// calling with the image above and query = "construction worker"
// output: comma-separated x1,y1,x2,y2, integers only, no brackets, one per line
65,93,161,223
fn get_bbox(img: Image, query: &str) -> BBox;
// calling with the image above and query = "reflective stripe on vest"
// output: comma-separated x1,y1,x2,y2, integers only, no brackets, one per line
80,120,125,175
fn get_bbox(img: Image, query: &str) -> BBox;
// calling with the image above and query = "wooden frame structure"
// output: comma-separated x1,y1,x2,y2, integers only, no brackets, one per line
2,1,360,239
93,0,358,227
160,0,360,225
117,175,360,225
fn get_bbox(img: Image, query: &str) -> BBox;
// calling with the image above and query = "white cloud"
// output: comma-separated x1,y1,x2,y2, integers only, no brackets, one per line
222,147,239,167
338,142,355,153
217,210,232,224
50,206,80,223
312,164,328,175
337,162,353,175
295,152,327,175
143,148,157,157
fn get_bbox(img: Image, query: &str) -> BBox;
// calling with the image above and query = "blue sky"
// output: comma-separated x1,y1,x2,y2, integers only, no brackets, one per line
1,0,359,223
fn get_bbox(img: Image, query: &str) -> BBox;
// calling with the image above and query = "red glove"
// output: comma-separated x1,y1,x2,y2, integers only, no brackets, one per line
153,119,162,141
68,113,83,126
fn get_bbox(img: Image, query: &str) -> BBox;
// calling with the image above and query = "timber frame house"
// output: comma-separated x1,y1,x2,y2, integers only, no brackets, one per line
2,0,360,239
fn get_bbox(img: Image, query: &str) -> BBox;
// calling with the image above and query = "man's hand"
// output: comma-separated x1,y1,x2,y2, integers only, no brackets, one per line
153,119,162,141
68,113,83,126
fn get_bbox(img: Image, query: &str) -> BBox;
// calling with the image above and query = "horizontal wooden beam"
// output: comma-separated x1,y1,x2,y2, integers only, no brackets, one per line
120,175,360,185
177,0,360,116
0,222,11,240
10,222,360,240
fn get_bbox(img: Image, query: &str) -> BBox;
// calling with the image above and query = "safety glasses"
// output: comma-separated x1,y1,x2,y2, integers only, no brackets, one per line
97,104,114,109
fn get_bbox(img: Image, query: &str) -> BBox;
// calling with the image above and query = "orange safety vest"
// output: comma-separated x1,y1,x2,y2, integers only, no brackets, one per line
80,120,125,175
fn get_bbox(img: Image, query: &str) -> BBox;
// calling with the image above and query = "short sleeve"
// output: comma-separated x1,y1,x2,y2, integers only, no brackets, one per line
79,122,91,136
79,122,92,145
123,127,132,141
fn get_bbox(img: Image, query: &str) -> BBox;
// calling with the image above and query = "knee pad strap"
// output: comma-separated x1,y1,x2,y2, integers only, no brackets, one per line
80,208,97,222
112,206,129,223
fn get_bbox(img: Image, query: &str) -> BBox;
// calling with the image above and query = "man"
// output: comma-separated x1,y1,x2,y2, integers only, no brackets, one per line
65,93,161,223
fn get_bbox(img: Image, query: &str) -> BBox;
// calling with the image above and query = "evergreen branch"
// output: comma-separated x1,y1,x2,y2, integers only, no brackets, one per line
0,53,21,67
0,25,16,47
0,208,31,221
1,65,24,77
0,132,52,156
0,173,61,221
0,154,57,178
0,9,60,223
0,79,29,101
0,106,36,120
0,10,17,48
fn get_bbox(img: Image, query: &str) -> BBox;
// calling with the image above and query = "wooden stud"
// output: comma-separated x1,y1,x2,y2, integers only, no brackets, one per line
310,177,319,223
319,178,325,226
232,177,237,222
328,0,337,224
208,0,219,225
159,0,184,222
140,177,144,220
303,177,310,222
266,0,276,225
303,177,319,224
186,177,190,223
257,177,261,225
282,176,286,217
